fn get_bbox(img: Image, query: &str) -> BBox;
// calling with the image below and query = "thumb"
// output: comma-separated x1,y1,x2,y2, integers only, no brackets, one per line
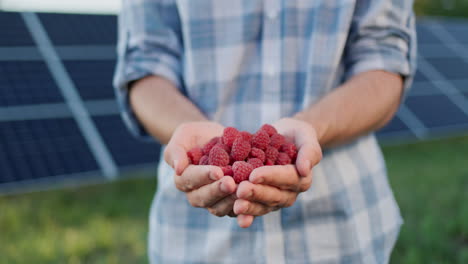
294,130,322,178
164,144,189,175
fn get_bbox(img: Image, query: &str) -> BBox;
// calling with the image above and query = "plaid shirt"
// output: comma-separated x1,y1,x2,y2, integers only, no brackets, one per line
114,0,416,263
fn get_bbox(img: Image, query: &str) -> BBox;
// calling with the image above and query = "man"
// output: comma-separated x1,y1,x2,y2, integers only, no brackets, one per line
114,0,416,263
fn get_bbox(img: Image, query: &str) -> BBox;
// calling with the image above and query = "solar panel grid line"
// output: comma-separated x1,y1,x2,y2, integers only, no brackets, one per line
0,103,71,121
84,100,120,116
396,105,429,139
417,57,468,117
0,100,119,122
56,45,116,61
0,46,42,61
21,12,118,179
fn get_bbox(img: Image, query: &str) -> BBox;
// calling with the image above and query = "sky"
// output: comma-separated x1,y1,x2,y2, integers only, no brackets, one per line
1,0,121,14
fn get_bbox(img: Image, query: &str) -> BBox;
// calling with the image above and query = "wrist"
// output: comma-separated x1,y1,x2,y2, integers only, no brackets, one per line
292,111,329,146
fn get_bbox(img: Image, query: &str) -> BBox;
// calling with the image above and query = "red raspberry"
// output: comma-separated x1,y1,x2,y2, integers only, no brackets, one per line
281,142,297,160
208,146,230,166
222,127,240,147
249,147,265,162
187,147,203,165
238,131,252,142
265,146,279,161
265,159,275,166
231,138,251,161
214,143,230,154
202,137,220,155
276,152,292,165
199,155,209,165
232,161,254,183
251,130,270,150
260,124,277,136
222,165,233,176
248,158,263,169
269,133,285,149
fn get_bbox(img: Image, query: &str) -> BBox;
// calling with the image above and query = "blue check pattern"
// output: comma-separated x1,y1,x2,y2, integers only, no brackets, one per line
114,0,416,263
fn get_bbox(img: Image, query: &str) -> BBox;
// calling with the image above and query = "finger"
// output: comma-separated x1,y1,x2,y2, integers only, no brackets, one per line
164,144,189,175
295,140,322,178
207,194,237,217
186,176,236,208
237,181,297,207
175,165,223,192
249,165,300,189
237,214,254,228
234,199,274,216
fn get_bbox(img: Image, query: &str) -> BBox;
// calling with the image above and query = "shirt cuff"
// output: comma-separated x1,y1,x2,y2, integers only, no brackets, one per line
113,51,182,141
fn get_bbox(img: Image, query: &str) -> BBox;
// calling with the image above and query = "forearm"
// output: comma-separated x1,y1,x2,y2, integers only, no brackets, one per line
295,70,403,148
130,75,207,144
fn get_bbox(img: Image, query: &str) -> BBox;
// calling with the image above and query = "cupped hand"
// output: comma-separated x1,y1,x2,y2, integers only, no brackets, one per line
164,121,238,217
234,118,322,228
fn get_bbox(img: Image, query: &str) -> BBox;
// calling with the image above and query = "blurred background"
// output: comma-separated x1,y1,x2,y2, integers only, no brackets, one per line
0,0,467,263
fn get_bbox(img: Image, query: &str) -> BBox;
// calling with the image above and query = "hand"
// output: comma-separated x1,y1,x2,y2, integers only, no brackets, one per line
234,118,322,228
164,121,238,217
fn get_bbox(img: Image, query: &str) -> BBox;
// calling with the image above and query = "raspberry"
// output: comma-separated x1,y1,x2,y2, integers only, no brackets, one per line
231,138,251,161
238,131,252,142
281,142,298,160
187,147,203,165
208,146,230,166
251,130,270,150
269,133,285,149
232,161,254,183
199,155,209,165
248,158,263,169
249,147,265,162
222,165,233,176
214,143,230,154
202,137,220,155
265,159,275,166
260,124,277,136
222,127,240,147
265,146,279,161
276,152,292,165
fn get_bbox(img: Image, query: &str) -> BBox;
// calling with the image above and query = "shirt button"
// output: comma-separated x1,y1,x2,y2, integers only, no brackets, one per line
266,7,279,19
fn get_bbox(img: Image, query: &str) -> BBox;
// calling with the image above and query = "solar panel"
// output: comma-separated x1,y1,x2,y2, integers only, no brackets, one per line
0,61,64,106
93,115,161,167
0,118,99,183
64,60,117,100
0,12,35,46
416,23,443,44
38,13,117,45
406,95,468,128
437,19,468,44
426,57,468,80
1,11,468,193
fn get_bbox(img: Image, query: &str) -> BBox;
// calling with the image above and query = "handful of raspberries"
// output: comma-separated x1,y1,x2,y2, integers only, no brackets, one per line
187,124,298,184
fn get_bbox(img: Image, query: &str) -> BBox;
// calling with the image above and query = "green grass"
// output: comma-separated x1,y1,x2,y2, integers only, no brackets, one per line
384,136,468,263
0,175,156,264
1,135,467,263
415,0,468,18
